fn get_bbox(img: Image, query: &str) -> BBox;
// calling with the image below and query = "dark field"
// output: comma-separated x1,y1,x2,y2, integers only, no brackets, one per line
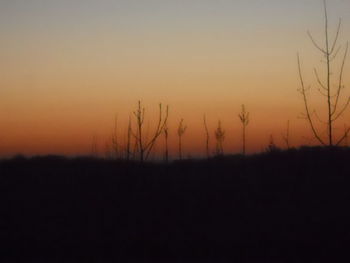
1,147,350,262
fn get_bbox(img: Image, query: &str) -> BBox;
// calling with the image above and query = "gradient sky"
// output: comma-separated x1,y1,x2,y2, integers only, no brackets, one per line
1,0,350,157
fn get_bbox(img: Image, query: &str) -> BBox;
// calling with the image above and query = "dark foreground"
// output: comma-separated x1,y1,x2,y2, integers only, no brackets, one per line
1,147,350,262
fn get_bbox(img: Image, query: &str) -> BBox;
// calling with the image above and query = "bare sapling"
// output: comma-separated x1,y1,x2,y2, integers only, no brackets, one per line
111,115,119,158
163,121,169,163
214,121,225,156
203,115,210,158
132,101,169,162
282,120,291,149
177,119,187,160
238,104,250,155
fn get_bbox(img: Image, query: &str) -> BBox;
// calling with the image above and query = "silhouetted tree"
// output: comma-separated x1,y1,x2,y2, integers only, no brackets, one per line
104,140,113,159
111,115,119,158
266,134,279,153
91,134,98,157
163,121,169,163
203,115,210,158
125,116,132,161
177,119,187,160
214,121,225,156
282,120,291,149
132,101,168,162
297,0,349,146
343,125,349,146
238,105,250,155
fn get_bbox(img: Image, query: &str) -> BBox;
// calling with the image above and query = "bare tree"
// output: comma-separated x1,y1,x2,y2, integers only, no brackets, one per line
214,121,225,156
266,134,278,153
298,0,349,146
343,125,349,146
104,140,113,159
203,115,210,158
111,115,119,158
132,101,169,162
177,119,187,160
238,104,250,155
125,116,132,161
163,121,169,163
282,120,291,149
108,115,134,161
91,134,98,157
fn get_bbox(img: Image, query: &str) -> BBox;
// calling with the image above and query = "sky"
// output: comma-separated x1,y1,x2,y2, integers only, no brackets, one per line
1,0,350,157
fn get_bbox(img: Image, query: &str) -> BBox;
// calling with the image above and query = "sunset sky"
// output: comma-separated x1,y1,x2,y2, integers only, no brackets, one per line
1,0,350,157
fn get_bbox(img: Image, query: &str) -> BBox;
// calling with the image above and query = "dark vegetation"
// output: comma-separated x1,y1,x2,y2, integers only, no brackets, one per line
2,146,350,262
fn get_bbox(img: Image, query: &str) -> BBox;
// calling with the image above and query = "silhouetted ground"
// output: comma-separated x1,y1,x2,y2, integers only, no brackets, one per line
1,146,350,262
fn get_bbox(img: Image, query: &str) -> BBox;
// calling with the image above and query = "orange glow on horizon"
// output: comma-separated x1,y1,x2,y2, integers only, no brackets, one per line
1,1,350,157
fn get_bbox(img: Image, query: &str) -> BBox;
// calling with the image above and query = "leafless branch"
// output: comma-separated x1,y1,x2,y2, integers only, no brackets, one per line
329,45,342,61
335,127,350,146
307,31,327,54
297,54,326,145
330,18,342,54
314,68,327,90
332,96,350,122
332,42,348,116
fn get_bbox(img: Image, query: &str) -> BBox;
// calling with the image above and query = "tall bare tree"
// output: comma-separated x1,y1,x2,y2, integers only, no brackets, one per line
214,121,225,156
238,104,250,155
298,0,349,146
177,119,187,160
132,101,168,162
203,115,210,158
